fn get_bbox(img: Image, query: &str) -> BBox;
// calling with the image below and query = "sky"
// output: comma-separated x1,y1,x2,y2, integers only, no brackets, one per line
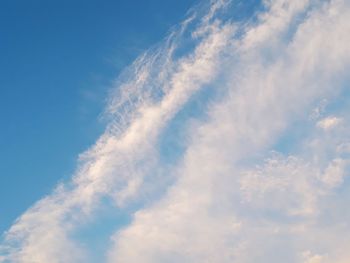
1,0,350,262
0,0,197,234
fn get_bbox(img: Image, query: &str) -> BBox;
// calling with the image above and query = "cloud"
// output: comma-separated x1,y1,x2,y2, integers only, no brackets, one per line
1,0,350,262
317,116,342,130
302,251,324,263
108,0,350,262
1,1,236,261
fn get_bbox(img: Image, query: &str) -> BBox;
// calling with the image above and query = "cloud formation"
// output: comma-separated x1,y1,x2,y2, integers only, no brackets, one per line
317,116,342,130
1,0,350,262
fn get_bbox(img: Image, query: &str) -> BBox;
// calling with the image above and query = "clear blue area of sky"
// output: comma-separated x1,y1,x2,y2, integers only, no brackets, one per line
0,0,198,234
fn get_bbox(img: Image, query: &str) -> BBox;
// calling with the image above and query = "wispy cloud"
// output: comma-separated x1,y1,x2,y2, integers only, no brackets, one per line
1,0,350,262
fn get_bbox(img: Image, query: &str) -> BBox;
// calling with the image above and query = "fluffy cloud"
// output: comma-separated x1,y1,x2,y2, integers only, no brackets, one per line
109,0,350,262
317,116,342,130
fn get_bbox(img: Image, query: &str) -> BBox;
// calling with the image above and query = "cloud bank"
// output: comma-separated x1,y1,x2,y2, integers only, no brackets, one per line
1,0,350,262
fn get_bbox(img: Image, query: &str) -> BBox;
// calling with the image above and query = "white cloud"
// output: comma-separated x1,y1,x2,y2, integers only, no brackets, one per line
302,251,325,263
108,0,350,262
1,1,236,262
317,116,343,130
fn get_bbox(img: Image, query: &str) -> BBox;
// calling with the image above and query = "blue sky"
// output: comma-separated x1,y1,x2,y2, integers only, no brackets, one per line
0,0,197,234
1,0,350,262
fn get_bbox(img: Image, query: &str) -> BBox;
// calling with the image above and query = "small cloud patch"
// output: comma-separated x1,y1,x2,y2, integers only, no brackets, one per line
316,116,342,130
